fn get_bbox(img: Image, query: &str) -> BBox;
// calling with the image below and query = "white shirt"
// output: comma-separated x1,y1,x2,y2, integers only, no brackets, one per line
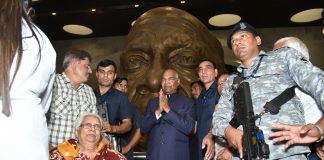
296,88,322,124
0,19,56,160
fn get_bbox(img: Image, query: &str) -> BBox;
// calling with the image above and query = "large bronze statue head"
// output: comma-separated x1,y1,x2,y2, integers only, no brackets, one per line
121,7,225,113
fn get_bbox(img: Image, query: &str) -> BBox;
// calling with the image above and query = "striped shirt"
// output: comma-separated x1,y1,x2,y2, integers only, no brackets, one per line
47,73,97,146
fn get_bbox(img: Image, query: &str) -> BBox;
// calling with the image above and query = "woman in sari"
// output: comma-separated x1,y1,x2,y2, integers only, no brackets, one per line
50,113,126,160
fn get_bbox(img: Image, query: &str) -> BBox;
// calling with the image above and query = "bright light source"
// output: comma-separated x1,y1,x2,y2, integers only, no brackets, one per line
91,9,96,12
291,8,323,23
134,4,139,8
51,12,56,16
63,24,93,35
209,14,241,27
180,1,186,4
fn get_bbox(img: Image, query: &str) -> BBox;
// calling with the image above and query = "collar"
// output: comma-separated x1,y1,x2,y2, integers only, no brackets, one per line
94,86,117,97
166,91,179,99
61,72,85,89
237,50,267,73
202,80,217,93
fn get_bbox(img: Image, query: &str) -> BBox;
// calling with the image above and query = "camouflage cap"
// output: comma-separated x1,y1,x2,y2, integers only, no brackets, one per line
227,22,259,49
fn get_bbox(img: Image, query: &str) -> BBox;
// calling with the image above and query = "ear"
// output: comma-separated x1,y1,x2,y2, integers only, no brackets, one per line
96,71,99,79
256,36,262,46
75,130,79,139
214,68,218,78
113,73,117,80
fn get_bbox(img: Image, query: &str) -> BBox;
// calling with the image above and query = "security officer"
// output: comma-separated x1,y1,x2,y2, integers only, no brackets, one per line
211,22,324,159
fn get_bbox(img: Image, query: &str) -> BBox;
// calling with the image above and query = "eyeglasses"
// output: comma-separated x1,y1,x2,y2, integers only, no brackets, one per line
80,123,101,131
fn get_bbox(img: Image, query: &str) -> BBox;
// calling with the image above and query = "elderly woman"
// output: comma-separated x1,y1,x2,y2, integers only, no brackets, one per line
50,113,126,160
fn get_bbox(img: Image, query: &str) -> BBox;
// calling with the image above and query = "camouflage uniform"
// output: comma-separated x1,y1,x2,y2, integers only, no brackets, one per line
212,47,324,159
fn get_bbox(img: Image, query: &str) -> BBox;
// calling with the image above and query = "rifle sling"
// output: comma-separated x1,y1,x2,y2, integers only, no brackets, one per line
229,74,296,128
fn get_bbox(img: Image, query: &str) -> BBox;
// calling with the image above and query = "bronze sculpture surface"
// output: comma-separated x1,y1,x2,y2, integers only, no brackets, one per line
121,6,226,114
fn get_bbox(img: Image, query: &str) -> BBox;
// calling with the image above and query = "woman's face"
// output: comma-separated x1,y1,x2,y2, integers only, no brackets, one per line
77,116,101,146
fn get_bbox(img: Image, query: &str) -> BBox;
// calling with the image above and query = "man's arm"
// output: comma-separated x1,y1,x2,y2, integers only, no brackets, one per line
122,128,142,154
162,98,195,135
110,118,132,134
201,131,215,160
285,48,324,109
211,76,245,157
141,99,161,133
212,77,237,136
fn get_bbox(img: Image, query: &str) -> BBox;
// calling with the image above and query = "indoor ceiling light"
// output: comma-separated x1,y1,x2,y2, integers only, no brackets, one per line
63,24,93,35
208,14,241,27
291,8,323,23
91,8,96,12
51,12,56,16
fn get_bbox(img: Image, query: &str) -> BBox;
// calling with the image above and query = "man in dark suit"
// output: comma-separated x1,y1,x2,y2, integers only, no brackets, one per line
141,68,195,160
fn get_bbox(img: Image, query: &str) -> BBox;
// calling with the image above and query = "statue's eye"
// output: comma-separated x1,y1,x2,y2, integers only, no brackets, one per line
124,54,149,73
169,51,199,69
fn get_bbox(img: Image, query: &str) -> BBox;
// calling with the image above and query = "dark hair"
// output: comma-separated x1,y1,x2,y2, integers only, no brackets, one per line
62,49,92,71
113,77,128,86
199,59,217,69
96,59,117,72
190,80,204,88
0,0,41,116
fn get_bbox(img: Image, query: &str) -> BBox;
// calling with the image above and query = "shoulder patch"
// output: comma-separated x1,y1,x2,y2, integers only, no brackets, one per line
299,56,309,63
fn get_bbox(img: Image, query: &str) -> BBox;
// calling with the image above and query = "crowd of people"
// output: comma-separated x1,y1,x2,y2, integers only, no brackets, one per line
1,1,323,160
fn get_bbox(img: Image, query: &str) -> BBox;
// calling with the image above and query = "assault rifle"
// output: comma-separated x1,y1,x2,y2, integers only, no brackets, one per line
232,82,270,160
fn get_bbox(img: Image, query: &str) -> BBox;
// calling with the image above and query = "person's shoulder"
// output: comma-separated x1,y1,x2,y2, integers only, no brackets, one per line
269,47,310,65
270,46,302,58
54,73,68,85
108,87,120,94
177,92,194,103
82,83,95,92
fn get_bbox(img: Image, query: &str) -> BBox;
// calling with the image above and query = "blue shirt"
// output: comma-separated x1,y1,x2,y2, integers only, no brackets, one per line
94,87,132,125
196,80,220,160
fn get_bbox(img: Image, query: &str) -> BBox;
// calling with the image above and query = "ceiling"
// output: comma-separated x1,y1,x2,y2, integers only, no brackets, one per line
31,0,324,41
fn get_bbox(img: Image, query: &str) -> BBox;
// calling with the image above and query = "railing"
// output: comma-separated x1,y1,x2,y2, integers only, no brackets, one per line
134,152,146,160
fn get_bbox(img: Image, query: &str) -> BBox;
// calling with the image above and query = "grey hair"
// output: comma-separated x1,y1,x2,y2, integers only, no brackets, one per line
74,113,103,133
62,49,92,71
164,68,179,79
274,37,309,59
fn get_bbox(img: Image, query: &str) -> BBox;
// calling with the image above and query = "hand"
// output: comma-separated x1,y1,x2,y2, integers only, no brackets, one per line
202,132,215,160
122,146,130,154
269,123,321,149
316,142,324,159
224,126,243,158
217,148,233,160
159,89,170,113
102,121,112,133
